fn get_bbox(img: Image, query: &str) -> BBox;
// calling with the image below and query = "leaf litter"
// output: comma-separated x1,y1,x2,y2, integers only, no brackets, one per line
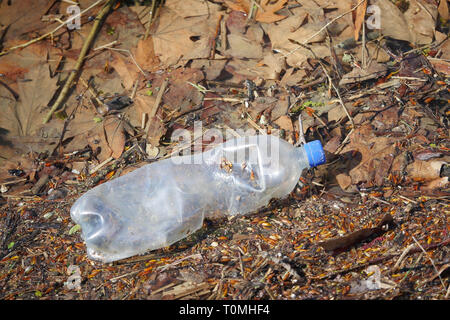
0,0,449,301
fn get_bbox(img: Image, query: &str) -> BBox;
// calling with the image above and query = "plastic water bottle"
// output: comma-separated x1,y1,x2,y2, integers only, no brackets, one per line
70,135,325,262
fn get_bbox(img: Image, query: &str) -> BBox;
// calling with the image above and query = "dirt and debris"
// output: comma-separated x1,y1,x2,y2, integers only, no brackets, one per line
0,0,449,300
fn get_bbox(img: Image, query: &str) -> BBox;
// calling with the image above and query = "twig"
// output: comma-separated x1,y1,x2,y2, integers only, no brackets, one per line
89,156,114,175
144,0,158,40
79,77,103,108
393,243,415,271
319,62,354,128
203,97,243,103
93,40,118,51
397,194,418,204
318,239,450,280
246,116,266,135
0,0,106,57
106,48,146,76
411,236,447,292
43,0,117,124
238,251,246,280
146,78,168,137
157,254,203,272
295,113,306,147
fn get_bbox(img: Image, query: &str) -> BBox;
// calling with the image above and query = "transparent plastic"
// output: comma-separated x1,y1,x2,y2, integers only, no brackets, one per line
70,135,324,262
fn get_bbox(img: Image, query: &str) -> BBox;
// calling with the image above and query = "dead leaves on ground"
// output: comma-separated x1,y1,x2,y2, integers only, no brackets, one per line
0,62,60,160
224,0,288,23
0,0,449,197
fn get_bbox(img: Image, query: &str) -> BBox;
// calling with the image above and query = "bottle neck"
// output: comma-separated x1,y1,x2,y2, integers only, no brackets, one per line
295,146,311,169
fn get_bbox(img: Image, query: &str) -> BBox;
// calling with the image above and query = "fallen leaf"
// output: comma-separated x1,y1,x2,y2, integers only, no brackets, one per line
224,0,288,23
256,0,288,23
339,61,388,86
151,0,222,67
110,51,140,91
438,0,449,20
336,173,352,190
340,124,398,187
226,33,263,59
162,68,204,113
274,115,293,132
0,63,61,162
146,115,166,148
324,135,341,154
86,116,126,162
353,0,368,41
190,59,227,81
0,0,49,47
134,38,160,72
104,117,126,159
404,0,438,45
421,177,449,191
254,52,286,80
406,160,447,181
372,0,412,42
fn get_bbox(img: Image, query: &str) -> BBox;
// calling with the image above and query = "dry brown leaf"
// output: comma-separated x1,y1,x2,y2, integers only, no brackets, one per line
372,0,412,42
438,0,449,20
226,33,263,59
110,51,140,91
406,160,447,181
0,63,61,162
162,68,204,113
151,0,222,67
0,0,48,46
256,0,288,23
274,115,293,132
86,117,126,162
262,4,330,67
104,117,126,159
190,59,227,81
134,38,160,72
353,0,368,41
146,115,166,148
224,0,249,12
336,173,352,190
323,135,342,154
254,52,286,80
340,124,398,187
339,61,388,86
224,0,288,23
422,177,449,191
135,94,157,120
404,0,438,44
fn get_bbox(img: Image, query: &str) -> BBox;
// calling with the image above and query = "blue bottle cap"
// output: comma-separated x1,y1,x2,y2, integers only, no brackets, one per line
304,140,326,167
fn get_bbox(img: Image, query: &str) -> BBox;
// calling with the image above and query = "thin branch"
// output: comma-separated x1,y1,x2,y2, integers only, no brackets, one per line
412,236,447,292
42,0,117,124
319,62,354,128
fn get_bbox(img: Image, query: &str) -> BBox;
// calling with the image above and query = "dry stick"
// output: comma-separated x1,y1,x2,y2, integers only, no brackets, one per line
0,0,105,57
144,0,157,40
282,0,366,58
411,236,447,292
361,10,367,69
145,78,168,142
393,243,416,271
43,0,117,124
319,62,354,128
